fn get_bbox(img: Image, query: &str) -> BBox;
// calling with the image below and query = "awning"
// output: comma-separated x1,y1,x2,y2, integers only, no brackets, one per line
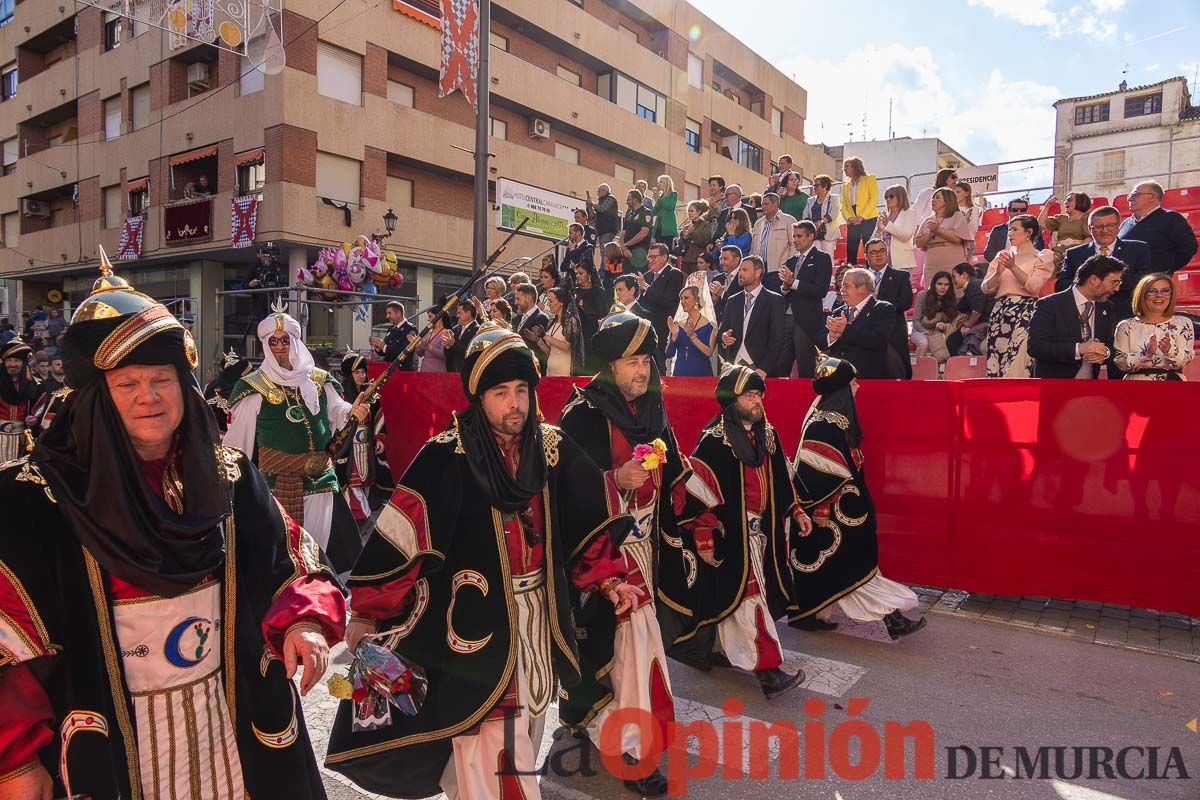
126,177,148,193
169,144,219,166
235,147,264,166
393,0,440,28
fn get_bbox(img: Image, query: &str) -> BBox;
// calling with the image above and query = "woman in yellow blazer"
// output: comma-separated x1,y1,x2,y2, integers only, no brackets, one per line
841,156,879,265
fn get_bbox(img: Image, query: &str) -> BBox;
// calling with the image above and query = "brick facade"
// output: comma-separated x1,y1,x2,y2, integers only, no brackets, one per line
75,7,102,53
385,160,473,220
265,124,317,186
781,107,805,142
492,21,598,94
77,177,100,223
362,146,387,201
363,44,388,99
77,91,101,140
217,139,235,194
282,10,318,76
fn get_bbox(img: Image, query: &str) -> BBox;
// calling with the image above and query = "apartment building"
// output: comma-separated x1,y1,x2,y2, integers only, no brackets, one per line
0,0,833,360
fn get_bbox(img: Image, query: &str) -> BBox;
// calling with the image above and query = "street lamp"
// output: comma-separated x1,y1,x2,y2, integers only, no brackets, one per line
372,209,398,244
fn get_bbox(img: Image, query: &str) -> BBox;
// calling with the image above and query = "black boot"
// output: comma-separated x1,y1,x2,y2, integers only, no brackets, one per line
884,610,928,640
789,616,839,632
757,667,805,700
622,753,668,797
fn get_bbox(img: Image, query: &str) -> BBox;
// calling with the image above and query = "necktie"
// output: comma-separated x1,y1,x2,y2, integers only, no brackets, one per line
1098,246,1110,257
760,223,770,260
846,307,856,323
745,291,755,318
1081,301,1094,341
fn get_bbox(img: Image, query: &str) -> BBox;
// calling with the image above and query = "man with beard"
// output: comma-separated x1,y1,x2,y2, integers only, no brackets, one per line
334,349,390,525
673,362,810,698
788,356,926,640
556,309,702,797
204,347,252,433
224,305,370,573
326,324,638,800
0,256,346,800
0,341,40,462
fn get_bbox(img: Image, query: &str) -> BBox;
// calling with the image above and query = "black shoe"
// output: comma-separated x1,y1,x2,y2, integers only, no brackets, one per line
709,652,734,669
884,610,928,640
757,667,805,700
789,616,839,632
622,754,668,797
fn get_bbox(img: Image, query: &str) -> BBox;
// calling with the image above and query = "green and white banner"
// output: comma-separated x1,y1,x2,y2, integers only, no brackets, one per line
496,178,580,241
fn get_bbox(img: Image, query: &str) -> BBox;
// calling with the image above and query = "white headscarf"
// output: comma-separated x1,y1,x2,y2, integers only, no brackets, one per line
257,311,321,415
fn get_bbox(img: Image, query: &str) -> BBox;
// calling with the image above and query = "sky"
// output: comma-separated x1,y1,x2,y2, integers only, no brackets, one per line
687,0,1200,169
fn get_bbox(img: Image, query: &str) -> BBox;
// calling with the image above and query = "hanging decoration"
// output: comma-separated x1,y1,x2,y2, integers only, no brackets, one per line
437,0,479,110
230,194,259,248
116,215,145,260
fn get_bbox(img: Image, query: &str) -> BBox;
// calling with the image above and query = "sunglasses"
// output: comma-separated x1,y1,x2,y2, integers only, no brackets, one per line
267,336,289,347
1145,288,1172,296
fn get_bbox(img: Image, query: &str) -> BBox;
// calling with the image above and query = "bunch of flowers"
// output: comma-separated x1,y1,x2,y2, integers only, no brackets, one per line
632,438,668,470
328,640,428,730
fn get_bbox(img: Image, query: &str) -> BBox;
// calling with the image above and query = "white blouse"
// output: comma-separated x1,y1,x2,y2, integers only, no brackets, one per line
1113,316,1195,380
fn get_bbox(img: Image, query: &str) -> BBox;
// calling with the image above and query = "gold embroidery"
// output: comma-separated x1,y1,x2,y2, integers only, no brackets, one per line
4,456,56,504
165,692,178,800
811,410,850,430
148,696,161,800
540,424,561,467
0,561,55,658
182,685,202,800
203,679,218,798
222,513,237,732
213,445,242,482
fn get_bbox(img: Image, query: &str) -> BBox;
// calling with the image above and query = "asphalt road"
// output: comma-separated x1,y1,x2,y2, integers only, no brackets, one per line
308,610,1199,800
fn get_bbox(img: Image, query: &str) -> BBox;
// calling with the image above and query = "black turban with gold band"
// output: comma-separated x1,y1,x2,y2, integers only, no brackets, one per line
31,248,227,598
712,360,770,467
811,355,863,448
580,307,668,445
0,341,38,407
455,322,547,512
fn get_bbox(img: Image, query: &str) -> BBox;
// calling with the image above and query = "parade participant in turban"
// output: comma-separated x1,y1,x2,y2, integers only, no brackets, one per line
0,340,39,462
204,346,251,433
788,355,927,640
0,251,346,800
223,304,370,572
556,308,703,796
672,361,810,698
327,323,637,800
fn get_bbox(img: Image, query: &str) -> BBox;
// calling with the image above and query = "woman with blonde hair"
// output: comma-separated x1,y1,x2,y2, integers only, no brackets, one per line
874,184,921,273
1113,273,1195,380
840,156,879,265
913,187,971,289
652,174,678,243
481,275,507,319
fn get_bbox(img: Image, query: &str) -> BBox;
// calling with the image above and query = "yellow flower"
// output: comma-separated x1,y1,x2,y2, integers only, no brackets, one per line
327,673,354,700
642,453,661,470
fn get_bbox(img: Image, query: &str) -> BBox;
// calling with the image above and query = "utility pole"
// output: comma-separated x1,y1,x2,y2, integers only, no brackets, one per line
471,0,492,272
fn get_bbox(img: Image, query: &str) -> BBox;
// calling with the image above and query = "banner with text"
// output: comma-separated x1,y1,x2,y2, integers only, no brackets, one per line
957,164,1000,193
496,178,580,241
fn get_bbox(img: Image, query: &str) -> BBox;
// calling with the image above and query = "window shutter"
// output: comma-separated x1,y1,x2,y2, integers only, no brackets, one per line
317,42,362,106
316,151,361,204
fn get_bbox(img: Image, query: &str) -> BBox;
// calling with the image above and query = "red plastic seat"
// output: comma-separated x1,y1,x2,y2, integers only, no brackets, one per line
911,356,938,381
1113,194,1131,216
1185,211,1200,234
1164,186,1200,213
981,208,1007,228
944,355,987,380
1176,271,1200,303
1089,196,1108,209
1027,204,1043,219
974,229,989,253
833,239,847,264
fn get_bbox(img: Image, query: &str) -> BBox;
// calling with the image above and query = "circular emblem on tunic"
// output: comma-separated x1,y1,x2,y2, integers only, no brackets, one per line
163,616,213,668
285,405,306,423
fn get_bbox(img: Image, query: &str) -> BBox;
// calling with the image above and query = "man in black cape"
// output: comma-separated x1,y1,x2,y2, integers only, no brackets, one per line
326,323,640,800
0,340,40,462
0,253,347,800
204,346,252,433
556,309,704,797
334,348,392,524
672,362,809,698
789,355,927,640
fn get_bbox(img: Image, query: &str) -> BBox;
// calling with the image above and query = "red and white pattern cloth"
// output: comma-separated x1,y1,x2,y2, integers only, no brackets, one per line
231,194,259,248
116,215,144,260
438,0,479,109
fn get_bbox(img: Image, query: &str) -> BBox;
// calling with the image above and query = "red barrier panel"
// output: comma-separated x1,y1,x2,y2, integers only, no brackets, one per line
374,370,1200,617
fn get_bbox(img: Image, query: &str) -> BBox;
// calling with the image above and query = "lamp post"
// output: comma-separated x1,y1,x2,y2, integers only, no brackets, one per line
372,208,399,244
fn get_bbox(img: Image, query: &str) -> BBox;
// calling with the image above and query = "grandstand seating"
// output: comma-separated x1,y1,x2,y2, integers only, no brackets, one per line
944,355,987,380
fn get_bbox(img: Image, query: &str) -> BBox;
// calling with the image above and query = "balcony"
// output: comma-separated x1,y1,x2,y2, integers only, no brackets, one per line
7,55,76,124
1098,169,1125,184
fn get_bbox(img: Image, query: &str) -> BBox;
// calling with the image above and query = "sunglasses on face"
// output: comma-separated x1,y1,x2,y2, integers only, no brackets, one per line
267,337,289,347
1145,288,1172,296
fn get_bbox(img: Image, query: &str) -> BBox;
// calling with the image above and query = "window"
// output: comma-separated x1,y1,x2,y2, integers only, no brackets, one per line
103,185,123,228
2,213,17,248
683,182,700,205
237,161,265,195
387,176,414,207
555,143,579,164
614,164,634,184
1124,93,1162,118
240,51,265,95
103,96,121,140
1100,151,1125,183
772,107,782,137
387,80,414,107
1074,102,1109,125
685,118,701,153
490,117,506,140
1,63,15,101
556,65,581,86
687,53,702,89
489,32,508,51
618,25,638,43
598,70,665,127
736,138,762,172
130,15,148,37
129,182,149,215
103,13,122,51
2,137,15,176
316,42,362,106
130,84,150,130
0,0,12,27
315,150,361,204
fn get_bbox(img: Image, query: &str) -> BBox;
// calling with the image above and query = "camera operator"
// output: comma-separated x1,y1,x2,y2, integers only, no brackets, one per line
246,243,284,326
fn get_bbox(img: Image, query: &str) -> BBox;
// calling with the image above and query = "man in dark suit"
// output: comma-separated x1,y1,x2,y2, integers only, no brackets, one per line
710,244,744,321
1056,205,1151,321
983,198,1030,261
510,282,549,367
560,223,595,282
443,301,481,373
715,184,758,232
772,221,832,378
1028,255,1122,379
1118,181,1198,276
821,268,897,379
862,237,913,378
636,243,685,369
718,255,786,376
368,300,418,370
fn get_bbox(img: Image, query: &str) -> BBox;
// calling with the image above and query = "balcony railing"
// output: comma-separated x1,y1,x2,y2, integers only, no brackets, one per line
1098,169,1125,183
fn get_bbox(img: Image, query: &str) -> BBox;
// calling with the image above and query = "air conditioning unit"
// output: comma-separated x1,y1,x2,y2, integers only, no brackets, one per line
529,118,551,139
22,198,49,218
187,62,210,89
